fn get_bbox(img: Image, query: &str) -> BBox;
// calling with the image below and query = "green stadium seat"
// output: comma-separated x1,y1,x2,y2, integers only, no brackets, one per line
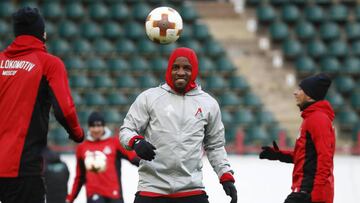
124,22,145,40
115,39,136,56
71,91,83,106
49,128,68,146
205,75,228,91
92,75,114,89
225,126,237,143
281,4,300,24
137,39,158,55
306,40,327,59
89,3,109,21
102,21,123,40
255,110,276,126
245,126,269,145
304,5,326,24
42,2,62,21
221,109,234,126
129,56,150,72
350,91,360,111
86,57,107,71
295,21,315,41
115,74,138,89
328,40,349,58
351,41,360,56
0,2,15,19
243,92,262,109
328,4,348,23
150,57,168,73
47,39,70,57
282,38,303,59
345,22,360,41
355,5,360,21
103,110,122,124
77,110,92,125
93,39,114,56
127,89,142,104
69,75,92,89
319,57,340,74
58,21,79,39
81,22,102,40
107,58,130,73
198,57,215,75
110,3,130,21
269,21,289,42
181,39,203,55
64,57,85,71
219,92,242,107
204,40,225,58
106,91,128,106
45,22,56,38
132,2,151,21
138,74,159,88
0,20,9,38
159,43,177,56
216,56,236,74
72,39,93,54
233,109,254,126
270,0,289,6
84,92,107,106
320,22,340,41
178,26,193,42
334,75,355,94
179,3,198,22
193,22,210,41
229,75,250,92
336,107,359,130
315,0,332,5
65,2,84,20
342,57,360,75
256,4,276,24
325,90,344,111
295,56,317,76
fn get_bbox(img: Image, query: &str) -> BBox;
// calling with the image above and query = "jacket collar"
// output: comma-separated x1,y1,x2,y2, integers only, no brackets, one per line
4,35,46,58
86,127,112,142
301,100,335,121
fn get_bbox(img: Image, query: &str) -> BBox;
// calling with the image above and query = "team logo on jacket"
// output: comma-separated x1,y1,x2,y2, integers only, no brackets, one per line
195,107,203,119
103,146,112,155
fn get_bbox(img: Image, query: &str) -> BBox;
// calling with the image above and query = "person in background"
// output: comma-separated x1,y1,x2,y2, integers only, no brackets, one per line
0,7,84,203
67,112,140,203
259,73,335,203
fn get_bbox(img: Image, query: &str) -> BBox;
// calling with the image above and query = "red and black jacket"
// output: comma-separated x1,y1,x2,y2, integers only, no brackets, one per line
280,100,335,203
0,35,84,178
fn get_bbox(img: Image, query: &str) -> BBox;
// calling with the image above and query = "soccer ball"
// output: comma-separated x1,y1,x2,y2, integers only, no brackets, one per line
84,150,107,173
145,6,183,44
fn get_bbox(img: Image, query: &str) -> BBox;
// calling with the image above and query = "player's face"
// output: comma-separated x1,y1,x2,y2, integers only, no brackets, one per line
293,88,312,108
171,57,192,93
89,124,105,140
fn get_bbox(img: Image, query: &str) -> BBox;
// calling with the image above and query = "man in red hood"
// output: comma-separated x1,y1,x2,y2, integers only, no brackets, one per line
120,47,237,203
259,73,335,203
0,7,84,203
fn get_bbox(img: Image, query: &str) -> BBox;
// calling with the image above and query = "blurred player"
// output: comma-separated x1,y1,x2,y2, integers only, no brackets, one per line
0,7,84,203
67,112,140,203
259,73,335,203
120,47,237,203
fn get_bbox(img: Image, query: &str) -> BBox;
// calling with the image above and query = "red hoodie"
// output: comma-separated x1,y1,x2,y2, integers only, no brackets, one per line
282,100,335,203
0,35,84,177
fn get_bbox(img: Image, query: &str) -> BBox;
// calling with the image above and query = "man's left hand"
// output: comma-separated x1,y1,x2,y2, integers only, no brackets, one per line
222,181,237,203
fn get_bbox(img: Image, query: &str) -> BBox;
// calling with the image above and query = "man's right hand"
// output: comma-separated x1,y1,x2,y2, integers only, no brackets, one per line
259,141,281,160
133,139,156,161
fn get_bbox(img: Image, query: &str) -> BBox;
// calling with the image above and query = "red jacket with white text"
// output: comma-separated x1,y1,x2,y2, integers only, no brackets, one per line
0,35,84,177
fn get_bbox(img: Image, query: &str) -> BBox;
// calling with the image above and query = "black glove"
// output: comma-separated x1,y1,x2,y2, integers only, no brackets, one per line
284,192,311,203
133,139,156,161
222,181,237,203
259,141,281,160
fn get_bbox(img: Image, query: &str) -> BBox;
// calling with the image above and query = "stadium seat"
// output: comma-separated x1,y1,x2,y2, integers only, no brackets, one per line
64,57,86,72
270,0,289,6
295,56,317,76
86,57,107,72
77,110,92,125
193,22,210,41
216,56,236,74
342,57,360,76
233,109,254,126
149,57,168,73
328,3,348,23
178,26,193,42
205,75,228,91
49,128,68,146
229,75,250,92
319,22,340,41
132,2,151,21
256,4,276,25
69,75,92,89
351,40,360,56
137,39,158,55
282,38,303,59
221,109,234,126
102,109,122,124
47,39,70,57
350,91,360,111
179,3,198,22
0,2,15,19
124,22,145,40
243,92,262,109
107,58,130,73
336,107,359,130
129,56,150,73
306,40,327,59
106,91,128,106
334,75,355,94
345,22,360,41
198,56,216,75
83,92,107,106
72,39,93,55
92,75,114,89
327,40,348,58
281,4,300,24
80,22,102,40
58,21,79,39
42,2,62,21
159,43,177,56
65,2,85,20
269,21,289,42
245,126,269,145
89,3,109,21
102,21,123,40
181,39,203,55
204,40,225,58
138,74,159,88
325,90,344,111
0,20,9,38
319,57,340,74
93,38,114,56
115,39,136,56
110,3,130,21
115,74,138,89
295,21,316,42
255,110,276,126
71,91,83,106
219,92,242,107
225,126,237,143
304,4,326,24
45,22,56,38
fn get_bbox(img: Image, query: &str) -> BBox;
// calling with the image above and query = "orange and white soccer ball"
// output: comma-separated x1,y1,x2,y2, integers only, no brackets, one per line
145,7,183,44
84,150,107,173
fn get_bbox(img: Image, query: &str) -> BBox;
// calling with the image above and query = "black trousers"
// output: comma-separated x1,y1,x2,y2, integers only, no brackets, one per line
0,176,45,203
87,194,124,203
134,193,209,203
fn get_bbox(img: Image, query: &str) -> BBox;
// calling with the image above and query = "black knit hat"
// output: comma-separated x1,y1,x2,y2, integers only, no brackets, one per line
12,7,45,42
88,112,105,126
299,73,332,101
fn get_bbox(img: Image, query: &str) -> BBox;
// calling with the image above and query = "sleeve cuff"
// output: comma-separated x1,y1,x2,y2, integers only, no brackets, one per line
128,135,144,148
220,172,235,183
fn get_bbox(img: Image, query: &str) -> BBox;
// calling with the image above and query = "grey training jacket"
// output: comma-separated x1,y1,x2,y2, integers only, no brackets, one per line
120,83,233,194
